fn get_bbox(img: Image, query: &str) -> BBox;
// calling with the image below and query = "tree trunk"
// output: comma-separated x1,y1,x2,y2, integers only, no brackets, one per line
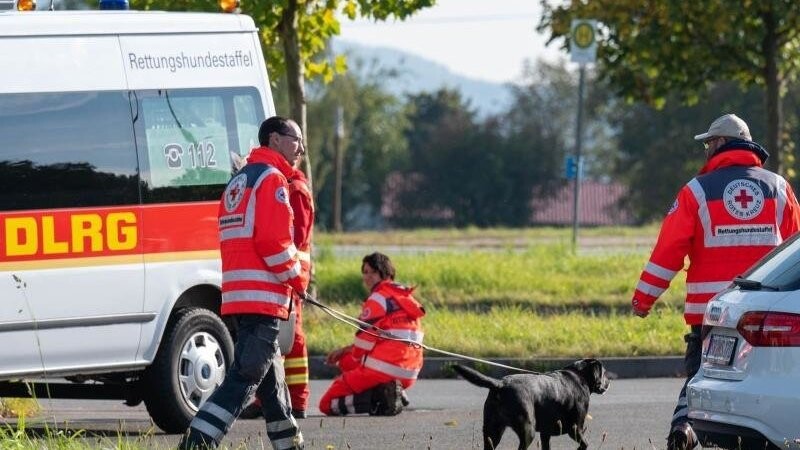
279,0,313,191
762,9,782,174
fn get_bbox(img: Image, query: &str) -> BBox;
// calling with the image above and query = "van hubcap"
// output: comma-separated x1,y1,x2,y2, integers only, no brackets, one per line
178,331,226,411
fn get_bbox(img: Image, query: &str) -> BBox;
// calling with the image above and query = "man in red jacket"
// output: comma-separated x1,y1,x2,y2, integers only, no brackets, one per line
631,113,800,450
180,116,307,450
319,252,425,416
241,155,315,421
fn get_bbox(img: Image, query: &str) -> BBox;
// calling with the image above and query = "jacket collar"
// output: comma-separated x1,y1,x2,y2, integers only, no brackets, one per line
699,144,765,175
291,167,308,182
246,147,294,178
372,279,391,293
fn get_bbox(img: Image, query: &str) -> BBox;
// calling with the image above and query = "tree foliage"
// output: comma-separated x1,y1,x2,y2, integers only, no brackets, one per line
610,82,767,223
308,72,410,230
392,63,588,228
538,0,800,174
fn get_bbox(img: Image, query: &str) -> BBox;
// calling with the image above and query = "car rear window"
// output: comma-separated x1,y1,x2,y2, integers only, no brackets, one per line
742,232,800,290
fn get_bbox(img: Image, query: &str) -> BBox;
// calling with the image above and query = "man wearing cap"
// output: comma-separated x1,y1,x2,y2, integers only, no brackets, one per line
630,113,800,450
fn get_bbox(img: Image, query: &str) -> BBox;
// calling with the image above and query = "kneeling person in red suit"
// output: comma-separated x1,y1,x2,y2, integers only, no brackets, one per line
319,252,425,416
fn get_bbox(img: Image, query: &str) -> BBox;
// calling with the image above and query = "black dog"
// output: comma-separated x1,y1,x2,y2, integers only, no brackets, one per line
453,359,610,450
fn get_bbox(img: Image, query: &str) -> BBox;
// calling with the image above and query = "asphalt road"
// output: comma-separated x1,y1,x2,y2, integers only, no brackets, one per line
9,377,684,449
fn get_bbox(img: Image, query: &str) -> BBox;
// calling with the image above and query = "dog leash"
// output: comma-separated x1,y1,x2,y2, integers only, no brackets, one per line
304,294,540,374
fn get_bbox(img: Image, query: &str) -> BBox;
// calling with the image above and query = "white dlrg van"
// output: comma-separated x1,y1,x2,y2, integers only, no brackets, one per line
0,9,285,433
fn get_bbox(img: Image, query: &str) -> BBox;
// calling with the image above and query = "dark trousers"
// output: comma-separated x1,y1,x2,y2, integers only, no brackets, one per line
179,315,302,449
671,325,702,428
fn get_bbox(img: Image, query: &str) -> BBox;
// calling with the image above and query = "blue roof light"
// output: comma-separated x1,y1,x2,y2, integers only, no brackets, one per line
99,0,128,10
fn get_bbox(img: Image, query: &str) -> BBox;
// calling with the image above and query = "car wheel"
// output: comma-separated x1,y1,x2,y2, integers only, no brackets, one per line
142,307,233,433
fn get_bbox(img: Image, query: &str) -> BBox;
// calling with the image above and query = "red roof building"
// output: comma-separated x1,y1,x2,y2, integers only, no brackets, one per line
531,180,634,226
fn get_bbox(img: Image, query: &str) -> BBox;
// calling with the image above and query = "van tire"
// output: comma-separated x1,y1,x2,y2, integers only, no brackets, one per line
142,307,234,434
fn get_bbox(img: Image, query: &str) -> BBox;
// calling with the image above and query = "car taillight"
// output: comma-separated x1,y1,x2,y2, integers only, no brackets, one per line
737,311,800,346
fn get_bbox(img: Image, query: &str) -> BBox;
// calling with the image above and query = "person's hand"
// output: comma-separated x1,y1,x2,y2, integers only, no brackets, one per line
325,347,346,366
325,349,341,366
296,290,308,302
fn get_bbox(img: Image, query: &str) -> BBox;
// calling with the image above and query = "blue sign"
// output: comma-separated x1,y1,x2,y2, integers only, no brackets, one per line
565,155,583,180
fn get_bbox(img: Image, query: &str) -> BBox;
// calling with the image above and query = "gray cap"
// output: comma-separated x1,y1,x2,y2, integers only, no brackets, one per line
694,113,752,141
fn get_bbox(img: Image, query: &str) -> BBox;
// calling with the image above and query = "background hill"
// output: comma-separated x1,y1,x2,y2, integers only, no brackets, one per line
333,39,513,117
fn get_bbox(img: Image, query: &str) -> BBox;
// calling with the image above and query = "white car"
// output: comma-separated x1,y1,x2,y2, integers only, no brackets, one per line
688,233,800,450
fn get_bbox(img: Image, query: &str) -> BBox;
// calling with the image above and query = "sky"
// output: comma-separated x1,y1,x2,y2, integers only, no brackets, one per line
337,0,567,84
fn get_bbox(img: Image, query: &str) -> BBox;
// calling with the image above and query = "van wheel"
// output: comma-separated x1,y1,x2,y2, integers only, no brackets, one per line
142,307,233,434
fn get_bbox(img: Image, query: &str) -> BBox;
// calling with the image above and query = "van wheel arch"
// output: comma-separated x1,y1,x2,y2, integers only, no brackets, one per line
172,284,235,336
141,306,234,434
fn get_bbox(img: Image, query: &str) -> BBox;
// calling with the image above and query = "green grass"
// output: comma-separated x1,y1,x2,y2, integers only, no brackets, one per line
313,243,684,308
303,304,687,357
305,232,689,357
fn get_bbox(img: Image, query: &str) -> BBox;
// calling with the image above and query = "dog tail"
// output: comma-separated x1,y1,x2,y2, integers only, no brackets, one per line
452,365,503,390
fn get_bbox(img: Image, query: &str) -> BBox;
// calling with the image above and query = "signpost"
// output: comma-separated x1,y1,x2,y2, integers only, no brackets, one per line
569,19,597,252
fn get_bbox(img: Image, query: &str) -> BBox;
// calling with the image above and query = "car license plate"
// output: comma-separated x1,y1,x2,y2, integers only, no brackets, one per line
705,334,738,366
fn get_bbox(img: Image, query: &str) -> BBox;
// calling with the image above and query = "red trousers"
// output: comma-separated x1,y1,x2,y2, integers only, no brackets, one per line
318,363,415,415
283,297,309,412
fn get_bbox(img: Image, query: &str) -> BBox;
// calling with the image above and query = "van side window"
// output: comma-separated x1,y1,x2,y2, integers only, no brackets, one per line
0,92,140,211
234,95,260,155
136,87,263,203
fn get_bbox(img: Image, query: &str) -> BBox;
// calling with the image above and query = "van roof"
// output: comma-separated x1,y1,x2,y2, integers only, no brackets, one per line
0,10,257,36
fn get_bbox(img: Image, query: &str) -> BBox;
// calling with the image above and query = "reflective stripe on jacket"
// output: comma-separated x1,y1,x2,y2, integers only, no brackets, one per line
633,145,800,325
351,280,425,381
218,147,304,319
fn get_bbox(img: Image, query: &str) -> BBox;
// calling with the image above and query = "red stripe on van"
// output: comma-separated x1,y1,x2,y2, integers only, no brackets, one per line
1,201,220,262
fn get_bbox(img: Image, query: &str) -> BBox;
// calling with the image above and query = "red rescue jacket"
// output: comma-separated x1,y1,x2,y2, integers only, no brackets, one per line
342,280,425,381
218,147,304,319
633,143,800,324
289,168,314,290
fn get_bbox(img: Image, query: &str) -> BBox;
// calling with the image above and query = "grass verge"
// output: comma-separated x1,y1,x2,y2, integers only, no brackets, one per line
314,244,683,309
304,304,687,357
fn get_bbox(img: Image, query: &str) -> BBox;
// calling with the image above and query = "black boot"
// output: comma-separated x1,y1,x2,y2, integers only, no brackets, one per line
369,380,404,416
667,423,697,450
178,430,218,450
332,390,372,415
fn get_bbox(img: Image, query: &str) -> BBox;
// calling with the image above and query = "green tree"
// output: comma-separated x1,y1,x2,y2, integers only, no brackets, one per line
307,71,410,230
395,89,479,226
539,0,800,175
397,87,555,228
610,82,766,222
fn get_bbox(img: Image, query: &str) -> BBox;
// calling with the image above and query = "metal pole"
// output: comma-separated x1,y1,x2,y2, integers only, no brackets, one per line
332,106,344,232
571,65,586,252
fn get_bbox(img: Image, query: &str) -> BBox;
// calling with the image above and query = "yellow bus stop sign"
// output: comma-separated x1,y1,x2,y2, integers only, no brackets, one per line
570,19,597,64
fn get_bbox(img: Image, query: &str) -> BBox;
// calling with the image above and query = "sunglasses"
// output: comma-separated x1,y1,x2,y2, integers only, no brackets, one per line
278,131,303,146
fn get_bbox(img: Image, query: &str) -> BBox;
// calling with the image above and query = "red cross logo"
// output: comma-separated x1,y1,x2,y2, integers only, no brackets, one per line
228,186,240,202
224,173,248,212
734,189,753,209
